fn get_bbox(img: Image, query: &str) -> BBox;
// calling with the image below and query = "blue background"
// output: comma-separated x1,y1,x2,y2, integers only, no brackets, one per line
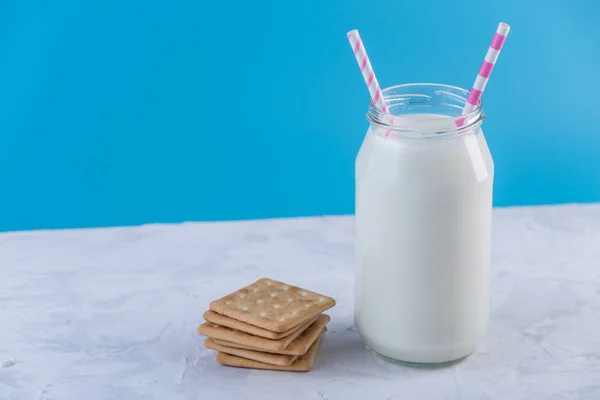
1,0,599,231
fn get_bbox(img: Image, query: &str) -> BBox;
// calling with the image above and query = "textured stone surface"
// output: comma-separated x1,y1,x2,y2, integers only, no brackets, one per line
1,204,600,399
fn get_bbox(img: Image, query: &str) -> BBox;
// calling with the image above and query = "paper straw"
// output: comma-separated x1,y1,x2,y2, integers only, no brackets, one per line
347,30,394,136
462,22,511,115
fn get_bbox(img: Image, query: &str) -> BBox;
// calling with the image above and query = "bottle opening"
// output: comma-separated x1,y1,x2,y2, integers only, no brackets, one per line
367,83,485,139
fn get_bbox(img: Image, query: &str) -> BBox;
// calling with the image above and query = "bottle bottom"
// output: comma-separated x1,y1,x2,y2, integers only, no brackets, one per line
365,344,471,368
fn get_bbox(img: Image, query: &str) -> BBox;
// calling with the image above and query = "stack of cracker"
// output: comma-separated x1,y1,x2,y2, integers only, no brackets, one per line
198,278,335,372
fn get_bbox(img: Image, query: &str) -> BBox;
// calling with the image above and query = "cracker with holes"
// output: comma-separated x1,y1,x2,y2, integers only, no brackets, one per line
203,310,310,340
199,314,329,355
209,278,335,332
197,314,321,353
204,338,299,366
213,315,329,355
216,335,324,372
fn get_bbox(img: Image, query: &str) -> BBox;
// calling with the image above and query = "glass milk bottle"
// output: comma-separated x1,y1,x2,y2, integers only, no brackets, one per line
354,83,494,365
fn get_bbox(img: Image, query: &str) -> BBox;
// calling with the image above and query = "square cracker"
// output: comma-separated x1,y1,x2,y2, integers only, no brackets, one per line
216,334,323,372
205,338,298,366
203,310,308,340
212,314,329,355
209,278,335,332
197,314,321,353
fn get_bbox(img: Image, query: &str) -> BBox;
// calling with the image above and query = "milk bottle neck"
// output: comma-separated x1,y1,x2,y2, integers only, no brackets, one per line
367,83,485,140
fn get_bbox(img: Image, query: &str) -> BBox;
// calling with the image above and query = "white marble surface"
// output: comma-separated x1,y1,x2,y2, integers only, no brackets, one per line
1,204,600,400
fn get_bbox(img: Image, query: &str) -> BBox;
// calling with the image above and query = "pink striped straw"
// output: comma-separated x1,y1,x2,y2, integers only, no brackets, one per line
347,29,394,136
462,22,511,116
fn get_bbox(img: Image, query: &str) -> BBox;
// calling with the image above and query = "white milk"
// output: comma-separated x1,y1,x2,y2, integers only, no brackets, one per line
355,114,494,364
